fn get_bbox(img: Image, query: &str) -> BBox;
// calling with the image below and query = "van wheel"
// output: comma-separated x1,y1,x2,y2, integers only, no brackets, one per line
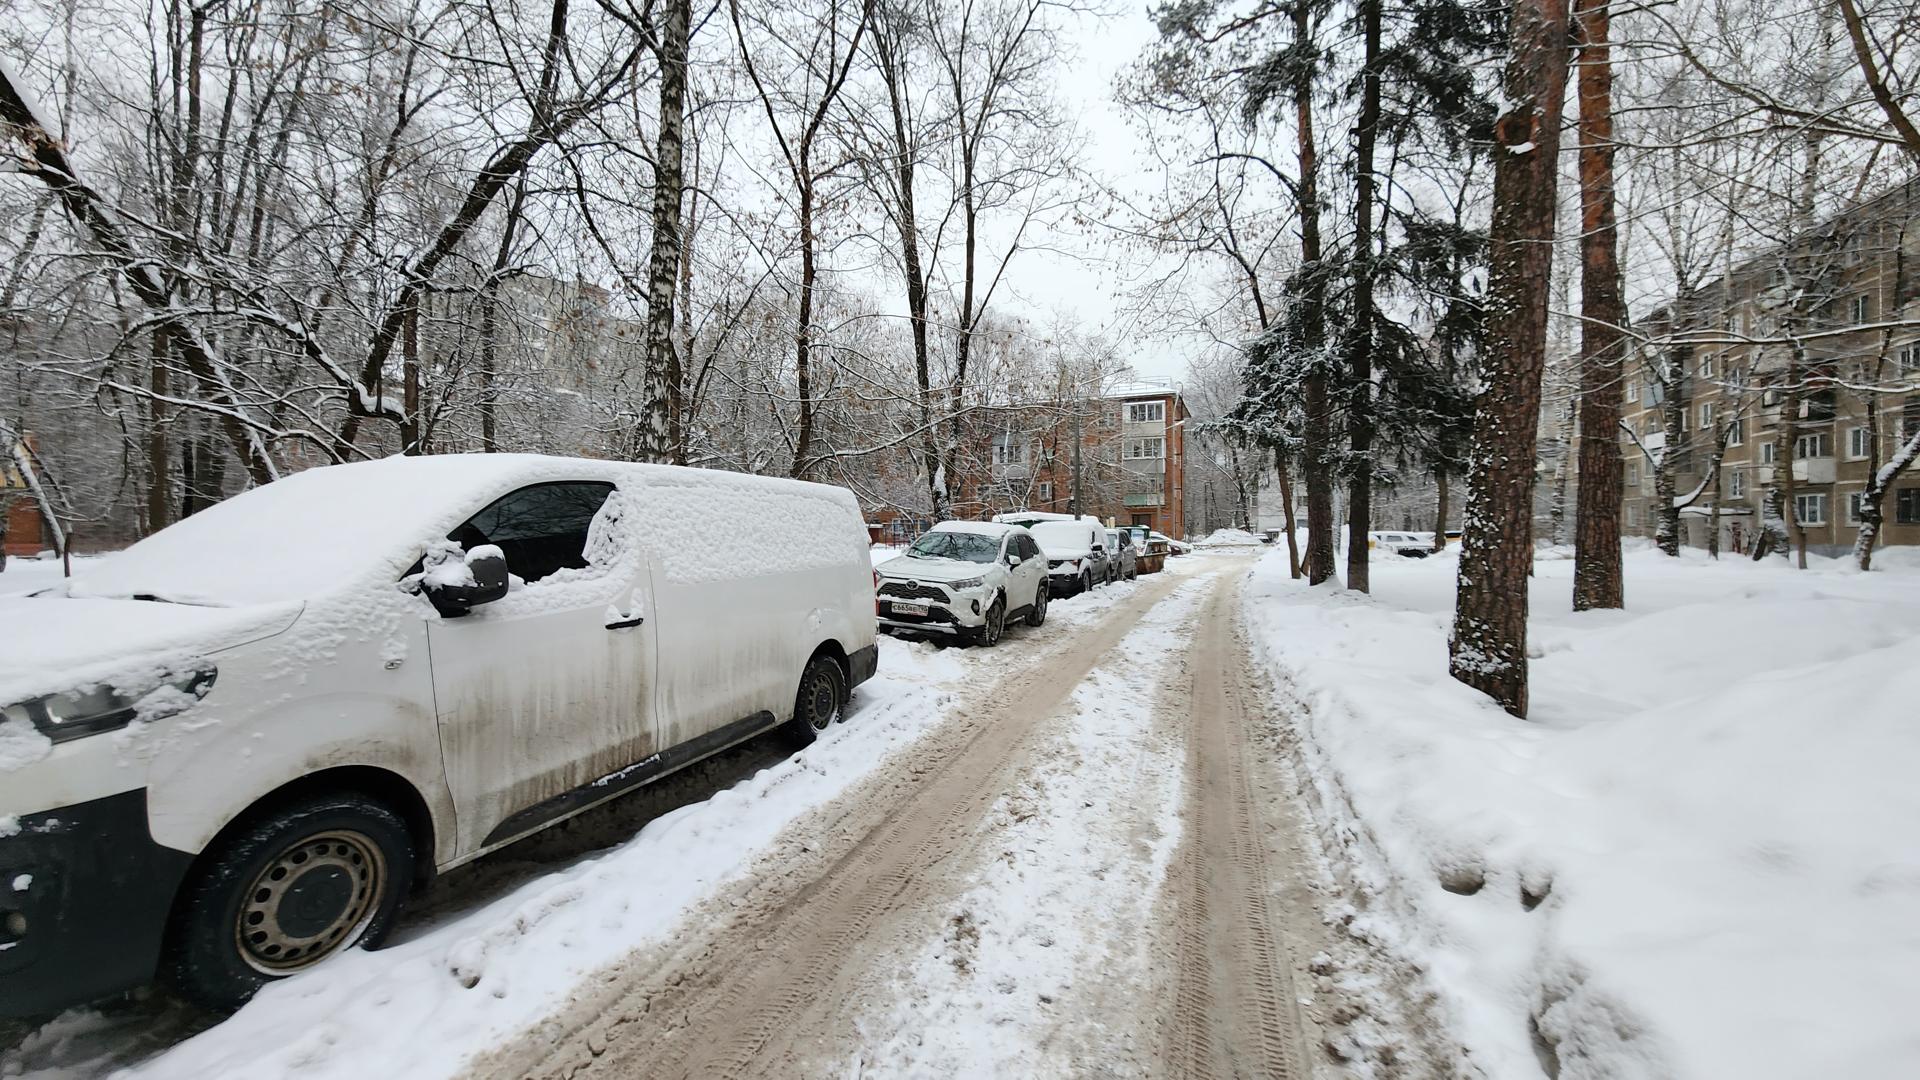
1080,571,1092,595
785,655,846,747
1025,584,1049,627
162,794,413,1011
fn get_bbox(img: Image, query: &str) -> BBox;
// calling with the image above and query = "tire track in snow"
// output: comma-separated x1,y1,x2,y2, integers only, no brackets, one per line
1162,579,1311,1080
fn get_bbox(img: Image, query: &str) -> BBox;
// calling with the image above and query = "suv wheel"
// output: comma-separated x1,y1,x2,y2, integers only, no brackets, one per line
785,654,846,747
163,794,414,1011
1079,570,1092,595
1025,583,1049,627
974,596,1006,647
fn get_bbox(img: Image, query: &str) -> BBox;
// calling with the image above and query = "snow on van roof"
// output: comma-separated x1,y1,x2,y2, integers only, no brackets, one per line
71,454,858,606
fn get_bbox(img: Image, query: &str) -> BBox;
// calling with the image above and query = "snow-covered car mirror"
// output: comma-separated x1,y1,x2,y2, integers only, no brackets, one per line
424,544,510,617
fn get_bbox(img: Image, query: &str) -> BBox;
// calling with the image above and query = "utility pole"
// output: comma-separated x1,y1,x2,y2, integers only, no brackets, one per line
1069,396,1083,518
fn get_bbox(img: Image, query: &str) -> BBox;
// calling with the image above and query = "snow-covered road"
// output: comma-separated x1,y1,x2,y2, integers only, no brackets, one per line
5,553,1391,1080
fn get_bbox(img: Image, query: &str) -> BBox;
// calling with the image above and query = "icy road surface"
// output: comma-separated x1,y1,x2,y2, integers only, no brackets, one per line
4,555,1428,1079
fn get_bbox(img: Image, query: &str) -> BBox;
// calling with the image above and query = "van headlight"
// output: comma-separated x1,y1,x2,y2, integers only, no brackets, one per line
947,576,985,591
2,668,217,745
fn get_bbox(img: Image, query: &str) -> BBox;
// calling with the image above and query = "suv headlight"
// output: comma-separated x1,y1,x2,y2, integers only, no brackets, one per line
947,576,985,591
2,667,217,745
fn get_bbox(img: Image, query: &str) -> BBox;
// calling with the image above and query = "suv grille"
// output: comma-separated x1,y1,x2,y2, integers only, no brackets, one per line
879,581,949,601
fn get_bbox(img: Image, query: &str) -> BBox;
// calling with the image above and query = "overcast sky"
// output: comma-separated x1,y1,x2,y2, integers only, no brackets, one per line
984,4,1197,385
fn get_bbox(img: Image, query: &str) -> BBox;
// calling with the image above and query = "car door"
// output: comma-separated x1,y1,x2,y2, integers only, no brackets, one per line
1022,534,1048,605
1008,533,1038,609
425,480,658,854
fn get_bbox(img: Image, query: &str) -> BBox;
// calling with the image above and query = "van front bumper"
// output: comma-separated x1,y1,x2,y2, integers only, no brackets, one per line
0,790,194,1019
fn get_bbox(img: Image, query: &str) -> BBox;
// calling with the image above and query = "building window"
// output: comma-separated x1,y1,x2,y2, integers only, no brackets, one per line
1625,462,1639,486
1847,426,1871,460
992,433,1026,465
1730,469,1746,499
1126,401,1165,424
1625,380,1639,404
1760,441,1777,465
1124,436,1166,460
1625,504,1640,527
1037,480,1054,502
1727,417,1745,446
1698,401,1715,429
1794,432,1833,459
1897,488,1920,525
1905,398,1920,440
1845,492,1864,526
1131,513,1152,527
1699,357,1714,379
1853,294,1871,325
1898,344,1920,377
1794,492,1828,526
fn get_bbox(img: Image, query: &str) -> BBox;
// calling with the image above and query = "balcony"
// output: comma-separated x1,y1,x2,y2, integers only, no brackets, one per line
1124,493,1164,508
1641,431,1666,452
1792,457,1836,484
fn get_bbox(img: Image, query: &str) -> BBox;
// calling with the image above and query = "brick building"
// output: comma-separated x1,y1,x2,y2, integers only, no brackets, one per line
871,380,1190,542
1619,177,1920,556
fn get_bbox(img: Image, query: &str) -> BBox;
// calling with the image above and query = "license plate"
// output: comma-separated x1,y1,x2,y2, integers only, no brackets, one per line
889,600,929,617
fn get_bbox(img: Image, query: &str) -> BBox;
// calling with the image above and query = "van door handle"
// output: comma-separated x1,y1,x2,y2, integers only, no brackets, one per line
605,615,645,630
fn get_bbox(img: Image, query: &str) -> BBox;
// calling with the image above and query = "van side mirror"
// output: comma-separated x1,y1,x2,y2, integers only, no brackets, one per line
426,545,510,617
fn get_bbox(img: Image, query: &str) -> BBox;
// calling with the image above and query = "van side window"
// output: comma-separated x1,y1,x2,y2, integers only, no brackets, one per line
452,482,615,584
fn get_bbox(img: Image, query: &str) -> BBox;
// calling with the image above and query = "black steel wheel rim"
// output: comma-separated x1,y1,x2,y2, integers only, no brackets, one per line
235,829,386,975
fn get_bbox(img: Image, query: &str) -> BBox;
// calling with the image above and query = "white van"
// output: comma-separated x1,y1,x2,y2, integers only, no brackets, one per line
0,454,877,1015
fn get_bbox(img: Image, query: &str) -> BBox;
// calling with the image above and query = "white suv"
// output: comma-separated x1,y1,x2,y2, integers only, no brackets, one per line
875,522,1049,645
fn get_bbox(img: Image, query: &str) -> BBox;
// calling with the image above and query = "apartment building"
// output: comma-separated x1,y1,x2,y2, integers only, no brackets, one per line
1619,177,1920,557
870,380,1190,541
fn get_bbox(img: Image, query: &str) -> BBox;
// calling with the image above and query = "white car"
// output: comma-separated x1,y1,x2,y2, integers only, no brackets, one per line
1030,518,1111,597
875,522,1049,645
0,454,876,1016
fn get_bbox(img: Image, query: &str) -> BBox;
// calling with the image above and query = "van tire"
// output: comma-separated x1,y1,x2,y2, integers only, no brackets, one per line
785,654,846,747
1080,571,1092,595
162,794,414,1012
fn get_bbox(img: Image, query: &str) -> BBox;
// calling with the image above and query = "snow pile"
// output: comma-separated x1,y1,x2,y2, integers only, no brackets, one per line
1194,527,1265,548
1241,547,1920,1078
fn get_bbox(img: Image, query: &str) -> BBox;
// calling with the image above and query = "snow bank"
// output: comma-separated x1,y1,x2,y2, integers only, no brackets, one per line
1241,548,1920,1078
1194,527,1265,548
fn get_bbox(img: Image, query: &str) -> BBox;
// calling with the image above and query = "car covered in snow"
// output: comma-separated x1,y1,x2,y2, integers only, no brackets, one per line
1030,518,1111,597
1368,531,1433,558
0,454,877,1017
874,522,1048,646
1104,528,1139,582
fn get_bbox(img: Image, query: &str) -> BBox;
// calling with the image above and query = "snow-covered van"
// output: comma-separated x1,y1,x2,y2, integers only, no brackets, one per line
1029,518,1111,597
0,455,877,1016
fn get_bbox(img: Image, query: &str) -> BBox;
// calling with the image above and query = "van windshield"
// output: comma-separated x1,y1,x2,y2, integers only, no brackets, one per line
907,531,1001,563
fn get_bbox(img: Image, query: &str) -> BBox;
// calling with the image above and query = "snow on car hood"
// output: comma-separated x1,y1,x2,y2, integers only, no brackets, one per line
0,593,301,711
876,554,992,582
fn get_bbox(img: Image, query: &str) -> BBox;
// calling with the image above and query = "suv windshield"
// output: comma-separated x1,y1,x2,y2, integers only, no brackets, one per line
907,531,1001,563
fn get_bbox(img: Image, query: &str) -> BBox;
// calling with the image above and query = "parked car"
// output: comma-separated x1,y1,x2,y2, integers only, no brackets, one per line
1104,528,1139,582
1030,518,1110,596
874,522,1048,646
1369,531,1432,558
0,454,877,1017
1156,531,1192,556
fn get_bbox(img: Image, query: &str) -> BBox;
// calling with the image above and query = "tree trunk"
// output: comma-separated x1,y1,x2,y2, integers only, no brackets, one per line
1448,0,1571,718
1343,0,1383,593
639,0,690,465
1278,451,1302,578
1294,0,1337,587
479,283,501,453
146,328,173,535
1653,349,1685,555
1571,0,1625,607
875,17,941,518
791,186,818,479
1547,402,1575,544
1433,470,1449,552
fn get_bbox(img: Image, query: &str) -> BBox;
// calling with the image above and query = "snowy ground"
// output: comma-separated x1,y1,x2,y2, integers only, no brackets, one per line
1240,543,1920,1079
